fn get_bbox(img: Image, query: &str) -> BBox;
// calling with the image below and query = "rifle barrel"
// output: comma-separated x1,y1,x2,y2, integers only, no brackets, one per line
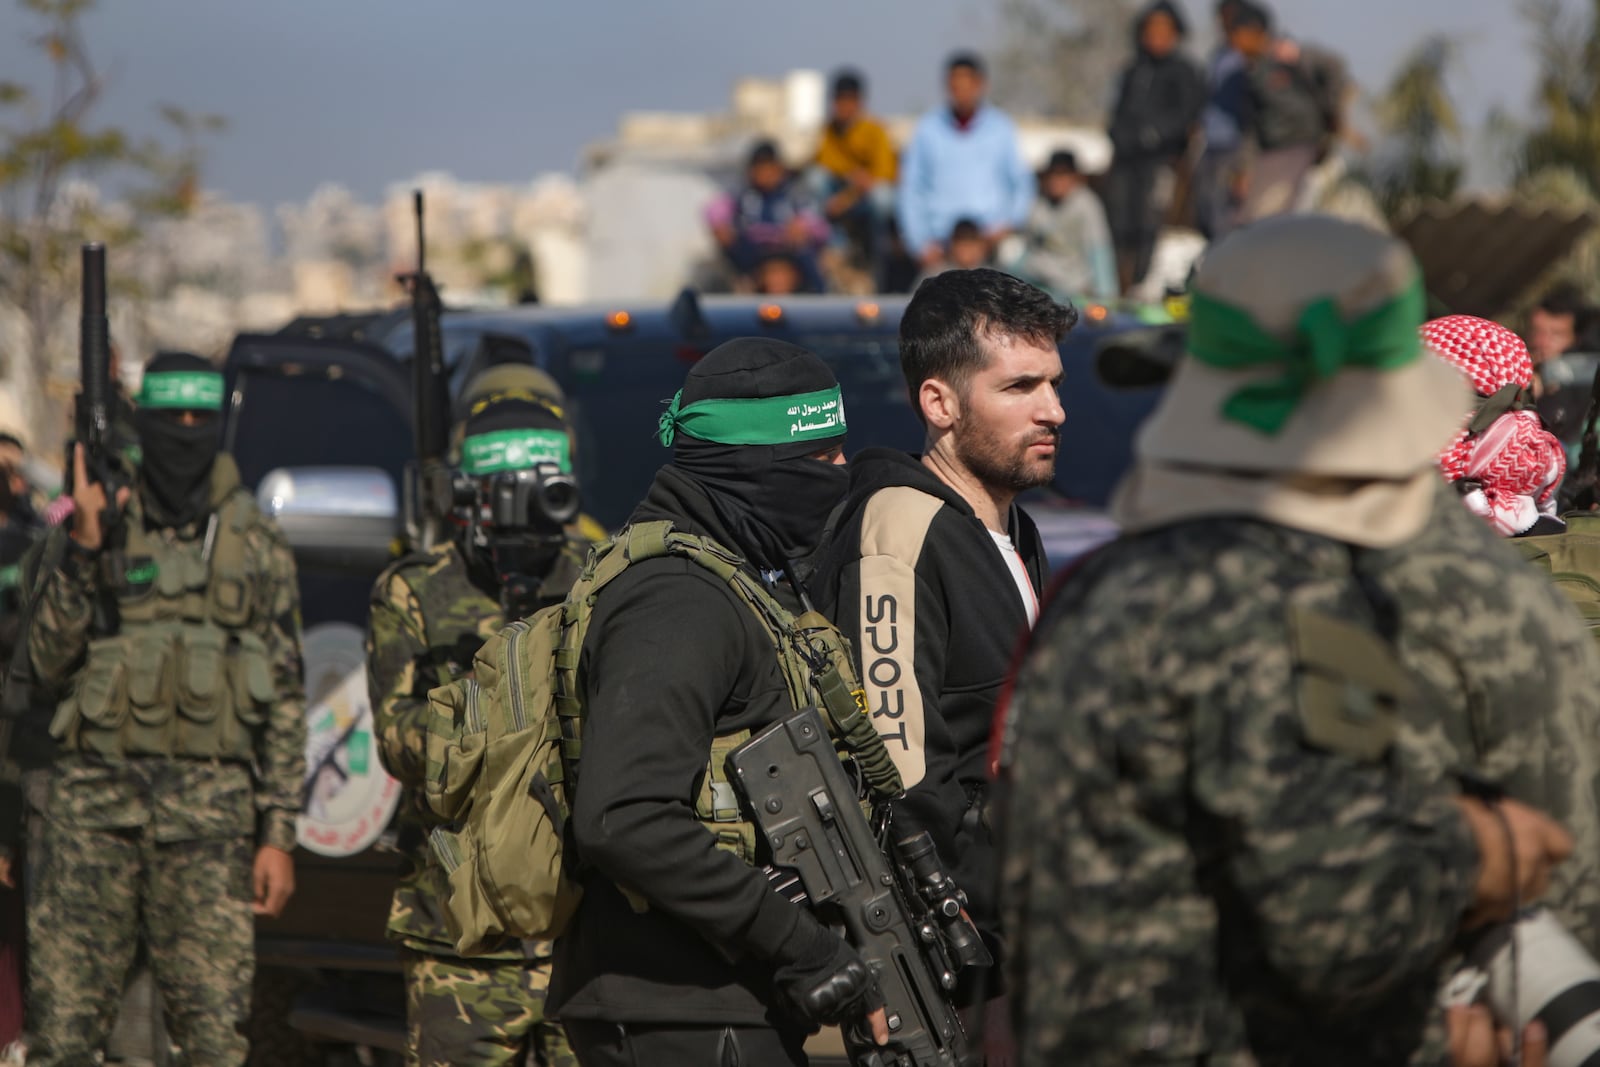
79,243,110,444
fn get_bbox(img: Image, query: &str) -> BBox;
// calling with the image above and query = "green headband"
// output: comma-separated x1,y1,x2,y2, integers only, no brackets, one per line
1186,275,1425,435
461,429,572,475
138,370,224,411
657,386,847,447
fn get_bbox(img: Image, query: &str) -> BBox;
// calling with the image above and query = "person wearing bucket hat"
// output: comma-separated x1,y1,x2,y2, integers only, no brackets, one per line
996,215,1580,1065
366,382,593,1067
549,337,893,1066
21,350,307,1065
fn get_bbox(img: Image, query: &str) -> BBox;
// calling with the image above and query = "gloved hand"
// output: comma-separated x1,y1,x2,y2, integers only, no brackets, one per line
772,914,883,1029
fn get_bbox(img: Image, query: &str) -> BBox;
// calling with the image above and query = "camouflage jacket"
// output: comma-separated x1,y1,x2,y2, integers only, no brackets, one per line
366,537,587,957
1368,488,1600,953
1000,516,1482,1067
24,456,307,850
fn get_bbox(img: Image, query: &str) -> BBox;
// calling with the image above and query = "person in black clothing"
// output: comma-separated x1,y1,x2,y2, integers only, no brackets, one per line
549,338,887,1067
810,269,1075,1049
1103,0,1205,294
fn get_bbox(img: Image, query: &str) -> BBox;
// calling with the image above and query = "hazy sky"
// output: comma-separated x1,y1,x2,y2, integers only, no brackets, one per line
0,0,1542,207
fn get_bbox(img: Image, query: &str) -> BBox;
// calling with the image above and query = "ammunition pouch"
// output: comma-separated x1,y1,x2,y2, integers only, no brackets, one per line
51,490,272,761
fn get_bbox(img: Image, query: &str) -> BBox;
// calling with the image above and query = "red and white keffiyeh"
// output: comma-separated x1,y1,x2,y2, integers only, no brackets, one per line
1423,315,1565,536
1421,314,1534,395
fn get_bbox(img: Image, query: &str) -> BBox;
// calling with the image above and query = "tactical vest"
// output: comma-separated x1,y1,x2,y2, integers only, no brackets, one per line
50,490,273,762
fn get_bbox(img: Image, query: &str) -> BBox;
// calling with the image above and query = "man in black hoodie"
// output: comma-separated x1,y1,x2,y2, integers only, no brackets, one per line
812,268,1074,987
1103,0,1205,294
549,338,888,1066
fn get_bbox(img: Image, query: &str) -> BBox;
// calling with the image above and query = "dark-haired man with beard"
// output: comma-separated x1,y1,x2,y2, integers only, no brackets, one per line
811,268,1074,1018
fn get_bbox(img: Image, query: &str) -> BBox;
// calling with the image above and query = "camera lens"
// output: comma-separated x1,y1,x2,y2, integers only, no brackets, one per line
539,474,580,526
1467,908,1600,1067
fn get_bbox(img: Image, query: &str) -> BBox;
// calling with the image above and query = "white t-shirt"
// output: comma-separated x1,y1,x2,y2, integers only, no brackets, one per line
989,529,1039,628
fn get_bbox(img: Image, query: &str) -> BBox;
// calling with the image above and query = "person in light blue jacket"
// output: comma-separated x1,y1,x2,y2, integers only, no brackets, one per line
898,53,1033,276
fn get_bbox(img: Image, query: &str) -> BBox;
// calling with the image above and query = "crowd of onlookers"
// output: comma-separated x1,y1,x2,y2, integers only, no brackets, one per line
705,0,1350,301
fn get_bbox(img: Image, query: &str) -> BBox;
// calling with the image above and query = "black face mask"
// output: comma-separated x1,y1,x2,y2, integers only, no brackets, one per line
673,438,848,574
135,411,219,528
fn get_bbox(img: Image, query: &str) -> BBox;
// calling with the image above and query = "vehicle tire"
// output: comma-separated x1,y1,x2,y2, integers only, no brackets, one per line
247,966,325,1067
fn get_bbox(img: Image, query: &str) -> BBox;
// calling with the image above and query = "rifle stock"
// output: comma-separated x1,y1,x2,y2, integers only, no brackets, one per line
730,707,981,1067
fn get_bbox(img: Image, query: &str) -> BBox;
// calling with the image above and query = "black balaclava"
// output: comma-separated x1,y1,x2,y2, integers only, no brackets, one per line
662,338,848,573
134,351,222,529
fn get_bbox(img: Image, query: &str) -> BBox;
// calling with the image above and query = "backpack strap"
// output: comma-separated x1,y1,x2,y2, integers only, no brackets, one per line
660,530,903,801
1466,382,1528,435
551,520,903,803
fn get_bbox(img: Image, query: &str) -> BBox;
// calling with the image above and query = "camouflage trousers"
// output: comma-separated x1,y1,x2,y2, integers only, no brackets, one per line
26,823,253,1067
402,950,575,1067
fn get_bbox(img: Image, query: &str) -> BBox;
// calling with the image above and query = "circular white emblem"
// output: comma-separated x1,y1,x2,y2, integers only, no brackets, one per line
297,621,401,857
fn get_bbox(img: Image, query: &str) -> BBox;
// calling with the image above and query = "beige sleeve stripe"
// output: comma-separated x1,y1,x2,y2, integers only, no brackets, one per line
857,486,943,789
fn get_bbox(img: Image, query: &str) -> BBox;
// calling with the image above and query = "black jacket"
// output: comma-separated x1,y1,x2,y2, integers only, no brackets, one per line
1108,3,1205,160
549,465,816,1029
808,449,1046,948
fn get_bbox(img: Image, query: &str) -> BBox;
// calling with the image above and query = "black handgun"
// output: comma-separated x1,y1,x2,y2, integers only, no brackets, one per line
729,706,986,1067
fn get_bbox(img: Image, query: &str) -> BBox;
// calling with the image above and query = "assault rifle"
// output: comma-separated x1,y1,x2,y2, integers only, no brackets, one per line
3,244,125,716
69,243,126,631
400,190,453,551
730,706,989,1067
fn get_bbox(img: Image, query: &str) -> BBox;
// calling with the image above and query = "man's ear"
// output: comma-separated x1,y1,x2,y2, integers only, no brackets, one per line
919,377,961,431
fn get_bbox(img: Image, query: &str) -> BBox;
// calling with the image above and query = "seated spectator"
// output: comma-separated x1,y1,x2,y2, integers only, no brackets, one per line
911,219,991,290
1527,283,1600,460
809,69,898,285
1010,150,1117,302
1230,1,1348,224
753,253,805,296
899,53,1033,276
946,218,991,270
706,140,829,292
1529,283,1592,368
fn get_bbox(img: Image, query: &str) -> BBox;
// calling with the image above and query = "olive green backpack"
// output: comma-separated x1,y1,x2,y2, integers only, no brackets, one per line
1515,514,1600,637
422,520,900,957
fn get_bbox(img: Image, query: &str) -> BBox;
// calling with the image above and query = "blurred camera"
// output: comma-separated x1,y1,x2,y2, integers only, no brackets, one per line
1445,907,1600,1067
484,465,579,532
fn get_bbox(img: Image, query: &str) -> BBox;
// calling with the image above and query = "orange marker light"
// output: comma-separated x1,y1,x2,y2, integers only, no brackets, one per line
606,310,632,330
758,303,784,324
1086,304,1109,322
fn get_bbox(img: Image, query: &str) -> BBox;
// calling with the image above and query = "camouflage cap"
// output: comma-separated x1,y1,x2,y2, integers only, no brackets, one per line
451,364,571,460
453,364,566,425
1136,214,1470,480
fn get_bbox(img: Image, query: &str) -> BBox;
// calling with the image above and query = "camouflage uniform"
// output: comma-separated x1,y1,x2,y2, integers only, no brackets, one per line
1000,517,1482,1066
21,454,306,1067
366,540,585,1067
997,212,1599,1065
1372,483,1600,952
